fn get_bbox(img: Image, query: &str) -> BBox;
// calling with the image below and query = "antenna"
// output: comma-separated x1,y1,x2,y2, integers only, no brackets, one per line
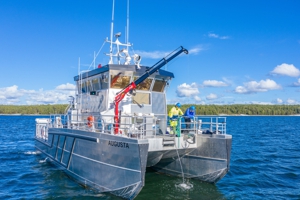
78,57,80,80
78,57,82,117
93,51,96,69
126,0,130,51
77,57,80,96
109,0,115,64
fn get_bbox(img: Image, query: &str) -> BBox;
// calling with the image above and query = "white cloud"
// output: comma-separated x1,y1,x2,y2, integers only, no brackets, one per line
0,84,76,105
273,98,299,105
250,101,273,105
235,86,248,94
135,46,202,59
235,79,281,94
56,83,76,90
208,33,218,38
208,33,229,40
203,80,228,87
176,83,199,97
0,85,24,104
271,63,300,77
276,98,283,104
134,50,168,59
27,90,75,104
206,93,218,100
286,98,297,105
292,78,300,87
188,47,203,55
194,96,202,101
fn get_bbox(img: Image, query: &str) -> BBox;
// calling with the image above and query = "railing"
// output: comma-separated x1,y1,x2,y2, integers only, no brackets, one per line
35,118,51,140
35,114,227,140
46,113,158,139
178,116,227,135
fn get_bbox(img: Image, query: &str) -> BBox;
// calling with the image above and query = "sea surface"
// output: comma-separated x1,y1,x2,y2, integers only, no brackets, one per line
0,115,299,200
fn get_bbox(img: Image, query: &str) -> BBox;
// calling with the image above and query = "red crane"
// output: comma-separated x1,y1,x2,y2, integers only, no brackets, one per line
113,46,188,134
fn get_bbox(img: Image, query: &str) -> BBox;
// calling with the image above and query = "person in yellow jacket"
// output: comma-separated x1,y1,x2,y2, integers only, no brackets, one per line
168,103,183,135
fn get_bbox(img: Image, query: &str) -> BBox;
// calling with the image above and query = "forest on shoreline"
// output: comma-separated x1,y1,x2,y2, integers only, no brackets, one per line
167,104,300,116
0,105,68,115
0,104,300,115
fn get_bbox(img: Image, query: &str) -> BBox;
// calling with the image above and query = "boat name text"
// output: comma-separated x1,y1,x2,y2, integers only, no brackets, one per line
108,141,129,148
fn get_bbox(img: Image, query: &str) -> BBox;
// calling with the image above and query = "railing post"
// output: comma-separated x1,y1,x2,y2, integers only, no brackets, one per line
216,117,218,134
198,119,202,131
177,117,181,137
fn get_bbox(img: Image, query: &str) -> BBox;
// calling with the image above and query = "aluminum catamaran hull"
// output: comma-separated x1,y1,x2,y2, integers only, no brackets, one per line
35,127,149,199
35,124,231,199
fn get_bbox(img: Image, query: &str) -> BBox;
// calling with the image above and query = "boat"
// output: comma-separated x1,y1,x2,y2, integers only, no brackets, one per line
34,1,232,199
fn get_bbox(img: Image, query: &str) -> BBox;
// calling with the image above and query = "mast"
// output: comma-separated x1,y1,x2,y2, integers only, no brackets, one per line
126,0,129,52
78,57,81,122
106,0,134,66
109,0,115,64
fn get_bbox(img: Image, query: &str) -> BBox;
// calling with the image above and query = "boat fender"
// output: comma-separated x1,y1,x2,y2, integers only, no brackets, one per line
87,115,94,127
41,126,45,137
203,130,213,134
186,133,195,144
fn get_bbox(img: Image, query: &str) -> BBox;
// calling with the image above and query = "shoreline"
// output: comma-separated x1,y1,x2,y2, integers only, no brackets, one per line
1,114,299,117
0,114,50,116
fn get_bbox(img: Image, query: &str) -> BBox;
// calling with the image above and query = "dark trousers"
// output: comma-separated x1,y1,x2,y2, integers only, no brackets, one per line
185,118,191,129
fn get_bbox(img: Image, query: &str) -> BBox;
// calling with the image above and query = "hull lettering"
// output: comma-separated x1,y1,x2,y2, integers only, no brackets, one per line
108,141,129,148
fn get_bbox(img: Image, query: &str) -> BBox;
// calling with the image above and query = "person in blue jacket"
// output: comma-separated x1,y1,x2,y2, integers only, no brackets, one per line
184,106,195,130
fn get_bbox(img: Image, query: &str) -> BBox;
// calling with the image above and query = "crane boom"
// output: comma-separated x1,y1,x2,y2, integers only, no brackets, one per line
114,46,188,134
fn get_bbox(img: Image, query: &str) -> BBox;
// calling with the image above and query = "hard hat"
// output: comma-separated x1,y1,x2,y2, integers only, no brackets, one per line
175,103,181,108
190,106,195,110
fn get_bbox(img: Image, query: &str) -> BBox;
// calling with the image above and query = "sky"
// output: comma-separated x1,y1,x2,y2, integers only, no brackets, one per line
1,0,300,105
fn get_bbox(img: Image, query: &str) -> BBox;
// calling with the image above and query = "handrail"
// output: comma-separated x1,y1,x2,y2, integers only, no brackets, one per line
35,113,227,141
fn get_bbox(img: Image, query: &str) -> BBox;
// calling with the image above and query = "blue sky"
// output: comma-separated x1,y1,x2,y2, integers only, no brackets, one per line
1,0,300,105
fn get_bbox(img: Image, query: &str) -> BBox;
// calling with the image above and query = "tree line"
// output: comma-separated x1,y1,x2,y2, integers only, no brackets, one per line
0,105,68,115
167,104,300,115
0,104,299,115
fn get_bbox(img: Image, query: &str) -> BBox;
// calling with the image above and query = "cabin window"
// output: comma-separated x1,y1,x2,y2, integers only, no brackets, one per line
100,74,108,89
86,80,92,92
80,82,86,93
92,78,100,91
77,82,80,93
133,77,153,91
110,75,131,89
132,92,150,105
152,79,166,92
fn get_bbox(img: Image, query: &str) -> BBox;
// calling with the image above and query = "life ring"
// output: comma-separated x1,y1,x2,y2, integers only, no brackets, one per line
87,115,94,128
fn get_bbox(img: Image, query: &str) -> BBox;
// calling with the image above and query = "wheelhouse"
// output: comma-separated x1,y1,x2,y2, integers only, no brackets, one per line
73,64,173,116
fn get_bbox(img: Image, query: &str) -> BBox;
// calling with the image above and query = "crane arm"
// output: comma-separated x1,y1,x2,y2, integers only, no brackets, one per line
113,46,188,134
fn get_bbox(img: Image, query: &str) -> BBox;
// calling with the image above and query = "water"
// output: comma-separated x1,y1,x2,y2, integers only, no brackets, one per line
174,138,193,190
0,115,299,199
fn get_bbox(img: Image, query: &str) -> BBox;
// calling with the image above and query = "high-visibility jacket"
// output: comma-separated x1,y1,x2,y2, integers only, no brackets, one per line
168,106,183,128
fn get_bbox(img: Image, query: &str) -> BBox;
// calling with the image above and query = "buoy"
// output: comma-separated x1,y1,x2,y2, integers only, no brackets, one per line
87,115,94,127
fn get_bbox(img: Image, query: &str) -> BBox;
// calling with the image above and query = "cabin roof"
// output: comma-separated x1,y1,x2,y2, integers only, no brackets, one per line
74,64,174,81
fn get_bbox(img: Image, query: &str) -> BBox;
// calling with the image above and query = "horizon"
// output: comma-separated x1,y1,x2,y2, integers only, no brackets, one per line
1,0,300,105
